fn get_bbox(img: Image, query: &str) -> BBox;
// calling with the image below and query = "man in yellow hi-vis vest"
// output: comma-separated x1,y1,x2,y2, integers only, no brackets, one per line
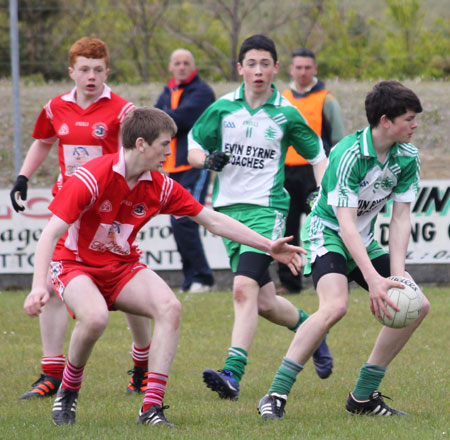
278,48,345,294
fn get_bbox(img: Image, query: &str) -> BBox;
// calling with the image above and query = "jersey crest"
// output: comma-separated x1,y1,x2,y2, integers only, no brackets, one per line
132,203,147,218
92,122,108,139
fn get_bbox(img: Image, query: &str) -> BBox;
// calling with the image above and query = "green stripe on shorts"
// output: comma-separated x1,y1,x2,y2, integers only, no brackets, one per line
301,214,387,276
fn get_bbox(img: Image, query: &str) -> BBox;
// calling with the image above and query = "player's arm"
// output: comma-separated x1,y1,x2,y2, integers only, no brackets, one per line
312,157,327,187
389,201,411,277
20,139,54,178
192,207,305,274
336,207,402,319
10,139,54,212
24,215,69,317
188,143,230,172
188,148,208,168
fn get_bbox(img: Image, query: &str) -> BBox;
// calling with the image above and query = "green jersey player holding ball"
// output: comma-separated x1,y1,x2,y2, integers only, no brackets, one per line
188,34,331,401
257,80,430,420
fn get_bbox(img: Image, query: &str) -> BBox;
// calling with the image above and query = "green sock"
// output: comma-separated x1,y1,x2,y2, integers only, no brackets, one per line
223,347,248,384
288,309,309,332
352,363,386,400
268,357,303,396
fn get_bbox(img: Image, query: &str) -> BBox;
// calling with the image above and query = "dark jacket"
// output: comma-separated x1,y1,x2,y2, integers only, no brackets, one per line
155,74,215,168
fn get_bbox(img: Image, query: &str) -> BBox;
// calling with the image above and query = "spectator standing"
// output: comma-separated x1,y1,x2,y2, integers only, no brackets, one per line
155,49,215,293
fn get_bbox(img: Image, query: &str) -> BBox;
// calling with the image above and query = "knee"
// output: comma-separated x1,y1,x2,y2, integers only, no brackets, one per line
319,302,347,327
79,309,109,338
155,296,182,329
232,277,256,304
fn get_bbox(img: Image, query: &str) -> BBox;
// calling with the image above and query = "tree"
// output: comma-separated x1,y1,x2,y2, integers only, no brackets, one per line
383,0,424,77
122,0,170,83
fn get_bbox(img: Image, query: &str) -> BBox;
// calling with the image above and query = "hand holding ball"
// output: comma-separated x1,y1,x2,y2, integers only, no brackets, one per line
376,276,423,328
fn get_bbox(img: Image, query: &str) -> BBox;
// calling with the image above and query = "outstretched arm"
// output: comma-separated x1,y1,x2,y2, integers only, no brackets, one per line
192,207,305,274
24,215,69,317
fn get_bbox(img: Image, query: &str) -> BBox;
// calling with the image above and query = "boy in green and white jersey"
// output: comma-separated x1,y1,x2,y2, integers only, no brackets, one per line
188,82,324,212
188,34,331,401
257,80,430,420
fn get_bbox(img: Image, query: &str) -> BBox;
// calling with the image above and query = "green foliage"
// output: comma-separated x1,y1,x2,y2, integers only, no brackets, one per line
315,2,377,79
0,287,449,439
0,1,448,81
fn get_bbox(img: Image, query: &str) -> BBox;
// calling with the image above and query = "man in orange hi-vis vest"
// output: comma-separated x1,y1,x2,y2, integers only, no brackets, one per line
277,48,345,295
155,49,216,293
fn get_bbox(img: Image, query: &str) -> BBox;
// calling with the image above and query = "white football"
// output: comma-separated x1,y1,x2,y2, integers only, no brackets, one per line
376,276,423,328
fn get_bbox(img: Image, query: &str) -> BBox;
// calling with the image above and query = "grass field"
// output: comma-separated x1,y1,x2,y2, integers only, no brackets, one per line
1,286,448,440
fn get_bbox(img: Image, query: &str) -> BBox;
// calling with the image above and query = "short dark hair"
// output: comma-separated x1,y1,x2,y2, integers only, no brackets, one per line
238,34,278,64
122,107,177,150
291,48,315,60
365,80,423,127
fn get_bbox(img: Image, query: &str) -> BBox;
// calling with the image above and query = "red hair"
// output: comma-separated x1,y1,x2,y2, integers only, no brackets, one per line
69,37,110,67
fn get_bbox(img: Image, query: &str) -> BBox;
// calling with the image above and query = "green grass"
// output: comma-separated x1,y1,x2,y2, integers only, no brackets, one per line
0,287,449,440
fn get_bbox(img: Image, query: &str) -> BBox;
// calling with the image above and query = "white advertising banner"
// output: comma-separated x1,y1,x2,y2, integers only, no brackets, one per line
374,179,450,264
0,179,449,274
0,187,229,273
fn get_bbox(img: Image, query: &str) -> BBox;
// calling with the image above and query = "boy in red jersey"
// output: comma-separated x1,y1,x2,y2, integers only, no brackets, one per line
10,37,151,399
24,107,305,427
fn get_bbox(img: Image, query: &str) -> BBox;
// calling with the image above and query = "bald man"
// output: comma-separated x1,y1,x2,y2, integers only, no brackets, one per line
155,49,216,293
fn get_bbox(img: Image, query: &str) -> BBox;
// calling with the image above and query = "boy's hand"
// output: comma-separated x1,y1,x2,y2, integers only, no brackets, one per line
269,236,306,275
24,288,50,317
306,187,319,210
10,175,28,212
367,275,403,320
203,151,230,171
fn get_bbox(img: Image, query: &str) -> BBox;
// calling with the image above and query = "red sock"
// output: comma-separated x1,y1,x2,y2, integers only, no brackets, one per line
41,355,66,379
142,372,168,411
131,343,150,369
61,360,85,392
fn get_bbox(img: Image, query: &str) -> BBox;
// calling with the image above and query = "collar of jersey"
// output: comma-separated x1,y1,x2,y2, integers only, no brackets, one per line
360,125,402,162
62,84,112,104
113,148,152,182
234,82,283,107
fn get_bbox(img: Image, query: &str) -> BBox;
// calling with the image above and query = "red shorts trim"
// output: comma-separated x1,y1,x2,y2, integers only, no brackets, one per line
50,259,147,311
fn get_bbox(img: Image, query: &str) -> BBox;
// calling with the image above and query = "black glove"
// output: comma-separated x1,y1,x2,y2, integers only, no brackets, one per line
203,151,230,172
306,187,320,211
10,175,28,212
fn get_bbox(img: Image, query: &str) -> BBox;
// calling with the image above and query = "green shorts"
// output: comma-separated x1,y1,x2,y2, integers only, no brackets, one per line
216,204,287,272
301,214,387,276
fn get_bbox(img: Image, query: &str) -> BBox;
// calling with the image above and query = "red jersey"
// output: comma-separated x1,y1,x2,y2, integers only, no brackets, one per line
32,85,135,189
49,150,203,266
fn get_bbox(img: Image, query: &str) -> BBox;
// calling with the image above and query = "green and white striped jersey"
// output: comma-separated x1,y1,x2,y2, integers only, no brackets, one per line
188,83,325,211
312,126,420,246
